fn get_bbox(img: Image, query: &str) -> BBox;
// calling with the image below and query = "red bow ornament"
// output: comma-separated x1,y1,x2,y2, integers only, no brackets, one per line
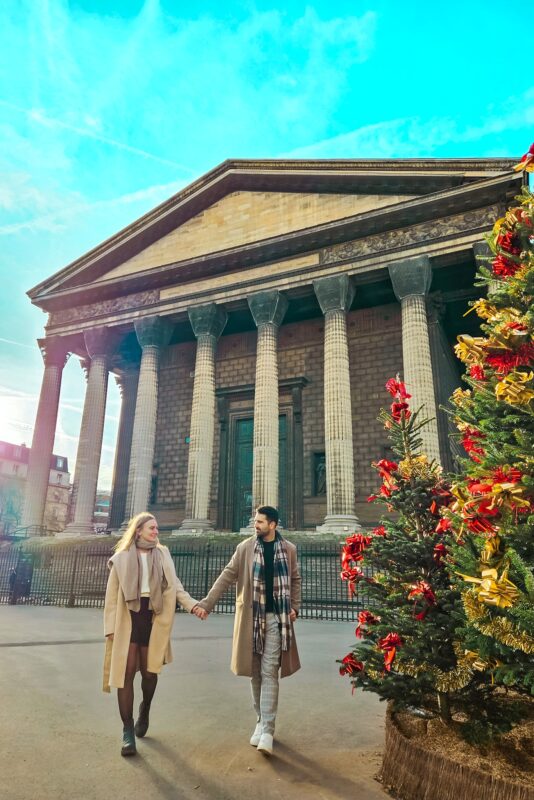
378,632,403,671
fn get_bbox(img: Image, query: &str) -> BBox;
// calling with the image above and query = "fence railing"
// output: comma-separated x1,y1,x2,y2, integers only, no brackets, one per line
0,540,370,621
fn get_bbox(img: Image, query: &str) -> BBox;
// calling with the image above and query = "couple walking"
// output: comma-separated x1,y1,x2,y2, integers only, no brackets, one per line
103,506,301,757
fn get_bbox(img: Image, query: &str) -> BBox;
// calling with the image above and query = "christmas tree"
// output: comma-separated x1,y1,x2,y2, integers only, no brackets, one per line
339,379,471,725
447,184,534,726
339,169,534,742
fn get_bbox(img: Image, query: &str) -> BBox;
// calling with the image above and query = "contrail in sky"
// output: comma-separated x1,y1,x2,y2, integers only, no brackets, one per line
0,337,38,350
0,99,196,175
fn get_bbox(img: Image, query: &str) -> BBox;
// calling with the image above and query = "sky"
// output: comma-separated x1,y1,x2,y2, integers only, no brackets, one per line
0,0,532,491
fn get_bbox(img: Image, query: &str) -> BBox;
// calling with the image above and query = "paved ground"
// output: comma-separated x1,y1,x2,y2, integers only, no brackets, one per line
0,606,389,800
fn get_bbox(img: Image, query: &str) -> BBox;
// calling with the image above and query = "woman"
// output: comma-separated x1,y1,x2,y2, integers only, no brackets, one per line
103,512,205,756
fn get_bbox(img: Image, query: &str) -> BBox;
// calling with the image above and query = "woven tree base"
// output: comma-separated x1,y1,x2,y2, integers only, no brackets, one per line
380,707,533,800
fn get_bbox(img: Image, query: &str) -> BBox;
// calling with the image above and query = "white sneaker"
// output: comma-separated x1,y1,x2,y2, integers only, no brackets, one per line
250,722,262,747
257,733,273,755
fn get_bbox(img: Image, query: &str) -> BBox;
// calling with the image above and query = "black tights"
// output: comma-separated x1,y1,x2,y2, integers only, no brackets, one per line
117,643,158,726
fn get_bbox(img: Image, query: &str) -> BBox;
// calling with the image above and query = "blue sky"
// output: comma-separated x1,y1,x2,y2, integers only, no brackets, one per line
0,0,532,489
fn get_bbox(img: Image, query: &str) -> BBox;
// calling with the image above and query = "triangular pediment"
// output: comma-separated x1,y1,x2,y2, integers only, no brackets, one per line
28,158,518,309
98,189,415,282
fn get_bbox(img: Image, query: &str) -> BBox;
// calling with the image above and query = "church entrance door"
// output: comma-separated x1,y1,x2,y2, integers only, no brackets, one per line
231,415,287,531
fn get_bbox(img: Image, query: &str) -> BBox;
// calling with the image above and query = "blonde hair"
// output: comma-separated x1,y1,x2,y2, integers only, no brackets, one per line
114,512,156,553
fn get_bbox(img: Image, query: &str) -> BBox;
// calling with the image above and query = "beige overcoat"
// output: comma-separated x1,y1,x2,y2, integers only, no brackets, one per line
102,544,197,692
199,535,301,678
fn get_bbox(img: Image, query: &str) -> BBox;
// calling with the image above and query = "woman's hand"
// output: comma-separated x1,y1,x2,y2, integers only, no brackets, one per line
192,604,208,620
290,609,298,622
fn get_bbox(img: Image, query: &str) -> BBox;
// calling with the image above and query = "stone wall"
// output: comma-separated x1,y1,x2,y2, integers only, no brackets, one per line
153,302,403,529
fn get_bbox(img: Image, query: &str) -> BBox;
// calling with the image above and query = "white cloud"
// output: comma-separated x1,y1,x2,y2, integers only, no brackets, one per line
0,178,188,236
282,90,534,160
0,336,38,349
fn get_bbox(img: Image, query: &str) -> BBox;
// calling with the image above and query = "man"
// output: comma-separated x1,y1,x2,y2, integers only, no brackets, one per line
198,506,301,755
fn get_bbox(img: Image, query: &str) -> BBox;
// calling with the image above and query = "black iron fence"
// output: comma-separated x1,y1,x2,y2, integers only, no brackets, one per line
0,540,370,621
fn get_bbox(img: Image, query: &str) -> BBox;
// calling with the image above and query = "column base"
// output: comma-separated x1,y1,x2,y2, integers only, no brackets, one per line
173,519,214,535
56,523,94,538
316,514,362,535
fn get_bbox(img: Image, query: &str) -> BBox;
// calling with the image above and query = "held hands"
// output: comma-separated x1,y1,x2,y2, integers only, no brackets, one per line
192,604,208,621
191,605,294,621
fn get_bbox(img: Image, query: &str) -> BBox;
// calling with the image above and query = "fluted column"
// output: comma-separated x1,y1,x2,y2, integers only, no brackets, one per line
108,364,139,531
247,291,288,523
22,338,70,530
67,357,90,523
59,328,116,538
314,275,360,534
123,316,173,521
389,255,441,463
178,304,227,533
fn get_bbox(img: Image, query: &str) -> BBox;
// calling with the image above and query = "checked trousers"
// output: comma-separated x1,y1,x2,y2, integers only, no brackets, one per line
251,613,282,735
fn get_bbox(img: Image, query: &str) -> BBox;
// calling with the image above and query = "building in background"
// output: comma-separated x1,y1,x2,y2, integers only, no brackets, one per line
24,158,525,536
94,491,111,532
0,441,70,534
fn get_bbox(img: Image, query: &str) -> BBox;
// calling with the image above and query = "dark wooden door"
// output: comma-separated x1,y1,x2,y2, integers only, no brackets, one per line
232,417,254,531
231,415,287,531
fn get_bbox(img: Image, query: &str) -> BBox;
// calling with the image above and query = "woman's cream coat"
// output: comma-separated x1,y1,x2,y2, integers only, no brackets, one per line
199,536,301,678
103,544,197,692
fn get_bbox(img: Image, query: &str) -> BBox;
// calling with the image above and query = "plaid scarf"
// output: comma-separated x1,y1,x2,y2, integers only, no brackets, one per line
252,532,292,655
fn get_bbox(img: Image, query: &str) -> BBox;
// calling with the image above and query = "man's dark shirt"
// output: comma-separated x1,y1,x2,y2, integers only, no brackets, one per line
262,539,275,612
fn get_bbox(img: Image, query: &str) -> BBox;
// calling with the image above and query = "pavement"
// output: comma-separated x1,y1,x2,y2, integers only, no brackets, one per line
0,606,389,800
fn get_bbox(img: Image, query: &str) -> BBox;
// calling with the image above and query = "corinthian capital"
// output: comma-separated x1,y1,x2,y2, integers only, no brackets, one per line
313,274,355,315
248,290,288,329
84,327,120,359
388,255,432,301
38,337,70,368
134,316,173,349
188,303,228,340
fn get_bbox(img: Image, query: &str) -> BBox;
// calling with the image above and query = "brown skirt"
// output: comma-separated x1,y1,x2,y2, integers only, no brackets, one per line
130,597,153,646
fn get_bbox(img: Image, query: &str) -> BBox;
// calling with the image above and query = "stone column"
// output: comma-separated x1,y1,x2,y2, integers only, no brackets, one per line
388,255,441,463
247,290,288,521
313,275,361,534
178,304,227,533
59,328,116,538
22,338,70,530
123,316,173,522
108,364,139,531
67,356,90,524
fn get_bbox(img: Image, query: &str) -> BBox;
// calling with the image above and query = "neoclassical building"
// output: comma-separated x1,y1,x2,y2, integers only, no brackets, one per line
23,159,523,535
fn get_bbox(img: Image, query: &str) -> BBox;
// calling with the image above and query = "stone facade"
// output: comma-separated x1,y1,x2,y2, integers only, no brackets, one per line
25,158,523,535
150,305,401,527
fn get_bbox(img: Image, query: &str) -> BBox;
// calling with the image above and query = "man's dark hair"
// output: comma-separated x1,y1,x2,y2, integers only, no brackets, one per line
256,505,279,526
